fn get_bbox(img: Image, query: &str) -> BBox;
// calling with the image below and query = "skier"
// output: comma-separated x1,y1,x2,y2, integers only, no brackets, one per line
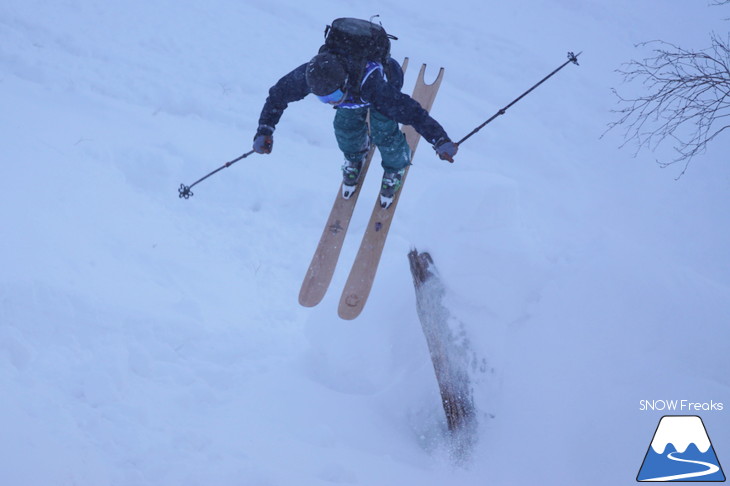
252,24,458,206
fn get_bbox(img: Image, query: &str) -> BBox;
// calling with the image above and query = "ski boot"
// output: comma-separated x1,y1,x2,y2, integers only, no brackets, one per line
341,159,363,199
379,168,406,209
341,138,371,199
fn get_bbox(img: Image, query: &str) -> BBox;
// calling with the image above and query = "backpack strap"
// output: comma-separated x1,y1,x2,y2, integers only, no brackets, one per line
361,61,385,87
337,61,385,109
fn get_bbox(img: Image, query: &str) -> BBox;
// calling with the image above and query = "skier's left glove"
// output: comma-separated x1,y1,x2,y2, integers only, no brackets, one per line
434,138,458,163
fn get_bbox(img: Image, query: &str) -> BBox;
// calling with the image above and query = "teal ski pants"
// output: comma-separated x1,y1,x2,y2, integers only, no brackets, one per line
333,107,411,172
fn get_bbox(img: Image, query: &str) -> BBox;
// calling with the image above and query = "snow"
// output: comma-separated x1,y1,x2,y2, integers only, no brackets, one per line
651,416,712,454
2,0,729,484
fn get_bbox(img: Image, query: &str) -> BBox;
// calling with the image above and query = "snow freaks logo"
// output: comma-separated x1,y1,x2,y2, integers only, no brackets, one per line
637,415,726,482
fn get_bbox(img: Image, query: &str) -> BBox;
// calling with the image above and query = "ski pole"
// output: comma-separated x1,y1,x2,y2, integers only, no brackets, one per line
456,51,582,146
178,150,255,199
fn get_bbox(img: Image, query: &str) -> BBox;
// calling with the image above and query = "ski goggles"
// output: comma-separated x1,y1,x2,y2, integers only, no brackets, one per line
316,88,347,105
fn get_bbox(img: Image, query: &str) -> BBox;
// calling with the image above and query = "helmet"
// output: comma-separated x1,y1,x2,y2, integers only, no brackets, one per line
306,53,347,96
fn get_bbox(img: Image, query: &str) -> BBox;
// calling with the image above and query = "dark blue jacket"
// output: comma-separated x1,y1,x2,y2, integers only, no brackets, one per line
257,58,450,145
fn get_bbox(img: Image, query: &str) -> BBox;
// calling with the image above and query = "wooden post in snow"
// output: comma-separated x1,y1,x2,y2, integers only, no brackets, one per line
408,249,476,459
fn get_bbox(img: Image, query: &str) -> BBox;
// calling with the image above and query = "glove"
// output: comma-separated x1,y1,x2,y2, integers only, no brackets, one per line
253,134,273,154
253,125,274,154
434,138,458,163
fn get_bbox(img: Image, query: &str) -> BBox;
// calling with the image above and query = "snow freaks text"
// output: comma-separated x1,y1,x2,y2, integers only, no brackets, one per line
639,400,724,412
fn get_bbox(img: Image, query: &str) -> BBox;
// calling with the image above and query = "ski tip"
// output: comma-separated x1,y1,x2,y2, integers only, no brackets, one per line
298,297,318,308
338,293,363,320
299,281,325,308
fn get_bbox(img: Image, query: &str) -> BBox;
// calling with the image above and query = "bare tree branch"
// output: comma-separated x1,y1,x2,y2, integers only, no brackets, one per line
710,0,730,20
606,33,730,175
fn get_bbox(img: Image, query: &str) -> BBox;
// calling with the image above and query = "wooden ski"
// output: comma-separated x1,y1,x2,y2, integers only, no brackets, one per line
298,58,411,308
338,63,444,320
298,145,376,307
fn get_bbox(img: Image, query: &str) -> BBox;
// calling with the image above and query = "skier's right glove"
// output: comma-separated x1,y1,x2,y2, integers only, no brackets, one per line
253,125,274,154
434,137,458,163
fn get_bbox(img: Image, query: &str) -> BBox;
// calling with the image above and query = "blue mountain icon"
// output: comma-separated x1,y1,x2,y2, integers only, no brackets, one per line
638,416,725,482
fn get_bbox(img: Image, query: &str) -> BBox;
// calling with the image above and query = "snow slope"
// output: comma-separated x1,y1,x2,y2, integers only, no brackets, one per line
1,0,729,485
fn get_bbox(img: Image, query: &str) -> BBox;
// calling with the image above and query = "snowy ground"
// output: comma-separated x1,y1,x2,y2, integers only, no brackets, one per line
2,1,729,485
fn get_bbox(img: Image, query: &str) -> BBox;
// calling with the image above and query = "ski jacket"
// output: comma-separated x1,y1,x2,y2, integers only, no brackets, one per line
256,58,449,145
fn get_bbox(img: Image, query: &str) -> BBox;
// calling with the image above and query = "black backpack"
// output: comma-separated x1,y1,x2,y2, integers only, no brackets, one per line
318,17,397,95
